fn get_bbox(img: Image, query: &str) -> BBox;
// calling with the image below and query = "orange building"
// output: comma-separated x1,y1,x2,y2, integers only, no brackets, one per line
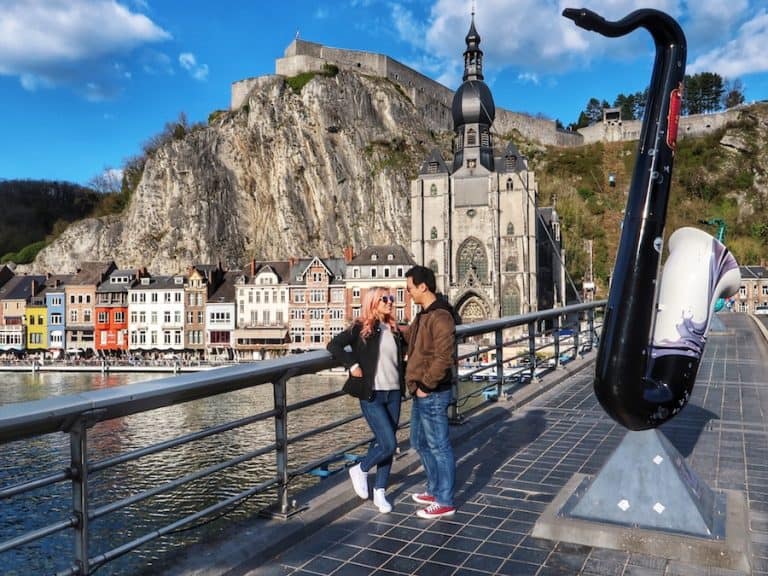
95,269,135,355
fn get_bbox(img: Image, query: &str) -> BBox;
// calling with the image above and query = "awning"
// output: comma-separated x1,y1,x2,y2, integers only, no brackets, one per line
235,328,289,339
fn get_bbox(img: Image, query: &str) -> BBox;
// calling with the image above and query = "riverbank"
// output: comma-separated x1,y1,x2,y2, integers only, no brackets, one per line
0,361,225,374
0,362,350,375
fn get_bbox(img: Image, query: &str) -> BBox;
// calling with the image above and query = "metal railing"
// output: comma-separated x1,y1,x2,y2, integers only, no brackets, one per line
0,300,605,575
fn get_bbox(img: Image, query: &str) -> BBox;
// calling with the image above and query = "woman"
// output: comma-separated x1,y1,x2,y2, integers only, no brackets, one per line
327,287,405,513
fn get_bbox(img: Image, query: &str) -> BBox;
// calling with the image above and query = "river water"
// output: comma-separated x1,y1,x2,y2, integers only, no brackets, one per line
0,370,379,575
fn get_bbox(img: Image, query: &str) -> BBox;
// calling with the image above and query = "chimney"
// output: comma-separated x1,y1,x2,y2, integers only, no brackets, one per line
343,246,354,263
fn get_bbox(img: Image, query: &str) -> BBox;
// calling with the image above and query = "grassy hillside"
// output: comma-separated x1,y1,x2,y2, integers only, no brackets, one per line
527,103,768,298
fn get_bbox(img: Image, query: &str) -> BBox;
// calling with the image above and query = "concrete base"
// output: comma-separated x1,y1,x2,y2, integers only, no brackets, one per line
533,474,751,572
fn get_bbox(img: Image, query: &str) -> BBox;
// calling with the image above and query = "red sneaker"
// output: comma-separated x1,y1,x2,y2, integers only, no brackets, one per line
411,492,435,505
417,503,456,519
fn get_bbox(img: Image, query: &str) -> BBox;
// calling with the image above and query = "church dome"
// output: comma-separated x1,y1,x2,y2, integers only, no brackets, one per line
452,80,495,127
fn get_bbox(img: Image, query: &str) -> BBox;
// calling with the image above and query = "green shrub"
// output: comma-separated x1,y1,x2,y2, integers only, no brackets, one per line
286,72,316,94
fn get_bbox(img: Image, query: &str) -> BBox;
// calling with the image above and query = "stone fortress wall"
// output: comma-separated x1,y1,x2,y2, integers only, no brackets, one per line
232,39,582,148
231,39,739,149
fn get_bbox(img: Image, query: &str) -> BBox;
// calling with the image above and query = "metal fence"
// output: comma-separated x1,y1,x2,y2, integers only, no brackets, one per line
0,300,605,575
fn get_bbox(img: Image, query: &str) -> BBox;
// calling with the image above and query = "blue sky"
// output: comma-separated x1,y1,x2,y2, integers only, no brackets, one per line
1,0,767,186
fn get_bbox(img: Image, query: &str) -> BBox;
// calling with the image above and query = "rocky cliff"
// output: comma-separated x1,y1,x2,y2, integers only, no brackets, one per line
33,70,447,274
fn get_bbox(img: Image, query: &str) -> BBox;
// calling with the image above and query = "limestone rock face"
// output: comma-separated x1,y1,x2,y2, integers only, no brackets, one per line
33,71,443,274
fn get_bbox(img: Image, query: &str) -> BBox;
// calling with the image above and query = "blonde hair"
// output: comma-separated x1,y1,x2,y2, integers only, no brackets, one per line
358,286,396,340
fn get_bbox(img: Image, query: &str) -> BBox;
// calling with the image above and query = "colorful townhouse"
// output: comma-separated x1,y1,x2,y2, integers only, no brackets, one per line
206,271,239,360
25,291,48,355
45,275,73,357
234,260,291,360
737,266,768,313
184,264,225,359
345,244,416,324
288,257,347,352
128,274,186,356
64,261,117,353
0,275,46,355
95,269,138,355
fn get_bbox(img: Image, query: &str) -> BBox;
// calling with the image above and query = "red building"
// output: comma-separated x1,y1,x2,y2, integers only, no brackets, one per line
95,269,138,355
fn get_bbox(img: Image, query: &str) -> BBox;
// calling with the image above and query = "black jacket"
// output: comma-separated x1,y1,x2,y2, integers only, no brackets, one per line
327,321,406,401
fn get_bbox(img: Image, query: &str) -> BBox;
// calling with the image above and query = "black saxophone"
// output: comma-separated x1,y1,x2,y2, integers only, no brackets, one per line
563,8,740,430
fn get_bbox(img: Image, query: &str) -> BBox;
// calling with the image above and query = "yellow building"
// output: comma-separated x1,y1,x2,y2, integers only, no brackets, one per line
25,301,48,352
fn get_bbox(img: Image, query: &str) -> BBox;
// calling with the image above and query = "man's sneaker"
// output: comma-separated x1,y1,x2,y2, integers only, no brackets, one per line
348,463,368,499
373,488,392,513
417,503,456,519
411,492,435,505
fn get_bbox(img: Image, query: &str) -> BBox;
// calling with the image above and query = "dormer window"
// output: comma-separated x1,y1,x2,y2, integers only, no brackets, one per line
505,156,516,171
428,163,438,174
387,253,394,261
371,254,378,261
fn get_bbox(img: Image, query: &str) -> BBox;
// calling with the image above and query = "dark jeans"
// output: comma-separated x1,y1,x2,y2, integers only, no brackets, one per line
359,390,401,490
410,388,455,507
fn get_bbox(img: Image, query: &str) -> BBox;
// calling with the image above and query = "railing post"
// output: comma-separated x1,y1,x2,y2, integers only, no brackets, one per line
274,375,290,516
69,417,90,575
263,374,306,519
527,321,537,378
554,315,561,366
588,308,596,349
495,329,503,398
449,338,462,424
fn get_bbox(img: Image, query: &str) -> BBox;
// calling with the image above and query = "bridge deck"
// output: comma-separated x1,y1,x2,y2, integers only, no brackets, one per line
167,313,768,576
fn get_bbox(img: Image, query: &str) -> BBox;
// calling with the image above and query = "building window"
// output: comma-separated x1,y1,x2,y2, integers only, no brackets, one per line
501,284,521,317
506,155,517,171
352,288,360,300
429,260,439,274
98,312,108,324
428,163,438,174
115,311,125,324
506,222,515,236
466,128,476,146
506,178,513,191
430,227,438,240
430,183,437,195
457,237,488,282
371,268,377,278
505,256,518,272
310,326,324,343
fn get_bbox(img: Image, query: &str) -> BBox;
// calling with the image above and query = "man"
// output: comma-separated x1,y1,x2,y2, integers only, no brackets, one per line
404,265,457,519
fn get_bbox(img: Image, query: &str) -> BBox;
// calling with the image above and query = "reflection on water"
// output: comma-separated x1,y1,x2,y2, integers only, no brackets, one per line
0,370,385,575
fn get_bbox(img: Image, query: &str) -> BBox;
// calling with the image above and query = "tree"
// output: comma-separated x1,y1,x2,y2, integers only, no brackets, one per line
723,78,745,109
87,168,122,195
585,98,609,125
684,72,725,114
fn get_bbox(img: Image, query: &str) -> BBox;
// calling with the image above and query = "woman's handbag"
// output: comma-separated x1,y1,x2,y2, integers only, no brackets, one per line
343,375,374,401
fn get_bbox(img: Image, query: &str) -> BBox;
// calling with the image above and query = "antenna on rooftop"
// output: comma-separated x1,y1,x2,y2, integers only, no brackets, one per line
471,0,476,17
295,29,300,39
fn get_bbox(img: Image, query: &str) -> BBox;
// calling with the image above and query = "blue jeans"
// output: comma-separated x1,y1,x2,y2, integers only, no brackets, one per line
410,388,455,507
359,390,401,490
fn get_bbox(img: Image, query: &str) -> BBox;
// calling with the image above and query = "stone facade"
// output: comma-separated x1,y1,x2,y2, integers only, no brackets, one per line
410,17,541,323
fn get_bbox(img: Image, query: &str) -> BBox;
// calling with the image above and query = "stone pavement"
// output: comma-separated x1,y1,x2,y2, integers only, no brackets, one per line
176,313,768,576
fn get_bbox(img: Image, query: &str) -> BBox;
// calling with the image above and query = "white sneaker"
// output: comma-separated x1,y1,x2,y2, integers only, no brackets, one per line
348,463,368,499
373,488,392,513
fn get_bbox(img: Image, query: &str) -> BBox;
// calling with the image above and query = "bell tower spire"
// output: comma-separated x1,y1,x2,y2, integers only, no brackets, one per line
463,5,483,81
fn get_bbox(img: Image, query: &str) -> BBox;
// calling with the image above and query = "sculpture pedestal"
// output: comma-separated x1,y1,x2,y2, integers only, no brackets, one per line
532,430,750,572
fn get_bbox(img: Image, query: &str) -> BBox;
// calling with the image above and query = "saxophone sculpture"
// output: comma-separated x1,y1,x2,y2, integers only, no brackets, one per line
563,8,741,430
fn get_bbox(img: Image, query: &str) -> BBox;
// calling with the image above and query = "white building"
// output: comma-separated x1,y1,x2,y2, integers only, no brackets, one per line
128,275,186,355
234,261,291,360
206,271,238,360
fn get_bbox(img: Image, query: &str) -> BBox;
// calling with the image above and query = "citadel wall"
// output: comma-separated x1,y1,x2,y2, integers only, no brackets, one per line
232,39,740,149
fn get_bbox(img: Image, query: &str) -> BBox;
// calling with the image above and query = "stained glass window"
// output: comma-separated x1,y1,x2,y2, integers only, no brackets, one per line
457,237,487,282
501,283,521,316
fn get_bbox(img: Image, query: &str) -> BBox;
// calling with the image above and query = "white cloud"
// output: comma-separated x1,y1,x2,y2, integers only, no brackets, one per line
688,9,768,78
517,72,540,86
0,0,169,94
314,7,329,19
396,0,764,87
179,52,209,81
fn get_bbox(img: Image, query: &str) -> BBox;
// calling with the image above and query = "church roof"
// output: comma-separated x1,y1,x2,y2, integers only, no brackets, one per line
419,149,450,175
452,13,495,127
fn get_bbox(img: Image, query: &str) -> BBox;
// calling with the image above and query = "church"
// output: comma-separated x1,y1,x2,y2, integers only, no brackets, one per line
410,14,560,323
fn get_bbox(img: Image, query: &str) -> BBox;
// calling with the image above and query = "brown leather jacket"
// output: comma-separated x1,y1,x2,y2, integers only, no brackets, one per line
404,299,456,394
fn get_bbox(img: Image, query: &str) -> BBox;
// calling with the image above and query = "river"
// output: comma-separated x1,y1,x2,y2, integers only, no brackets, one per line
0,370,375,575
